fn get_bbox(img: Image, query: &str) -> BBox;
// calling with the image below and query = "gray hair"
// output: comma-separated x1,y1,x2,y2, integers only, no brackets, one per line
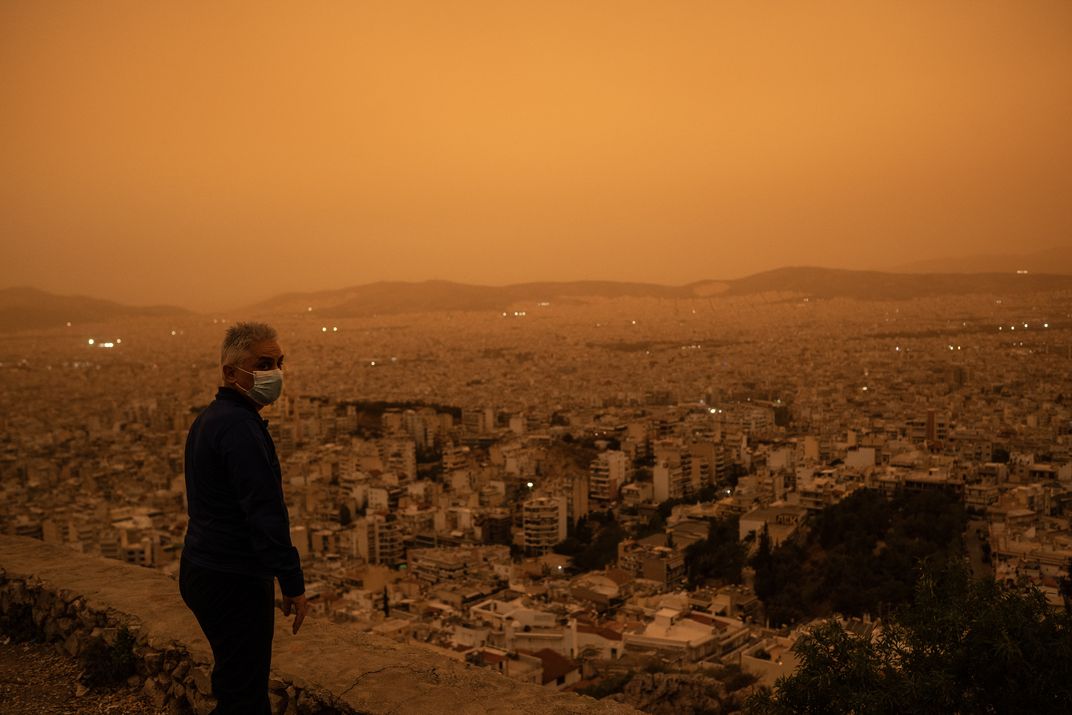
220,321,277,367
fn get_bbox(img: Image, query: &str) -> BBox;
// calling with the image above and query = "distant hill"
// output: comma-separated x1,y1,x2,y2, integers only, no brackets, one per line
10,266,1072,328
245,268,1072,317
0,287,190,332
890,246,1072,275
721,266,1072,301
247,279,687,316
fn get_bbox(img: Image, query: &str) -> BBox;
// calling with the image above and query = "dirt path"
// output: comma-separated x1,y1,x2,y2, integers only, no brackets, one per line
0,637,163,715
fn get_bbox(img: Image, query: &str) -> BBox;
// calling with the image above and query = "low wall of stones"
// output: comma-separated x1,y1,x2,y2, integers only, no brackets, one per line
0,535,637,715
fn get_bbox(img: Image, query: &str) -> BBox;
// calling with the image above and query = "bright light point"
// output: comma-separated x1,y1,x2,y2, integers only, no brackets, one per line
66,322,71,327
370,361,376,366
861,386,869,391
116,338,121,344
332,326,338,332
631,320,637,325
321,327,327,332
709,408,717,414
87,339,94,345
526,481,534,488
1010,326,1015,331
307,307,312,312
1024,323,1029,328
170,330,176,336
1044,323,1050,328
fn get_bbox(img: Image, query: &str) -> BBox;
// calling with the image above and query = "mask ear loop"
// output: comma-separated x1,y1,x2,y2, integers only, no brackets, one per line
230,366,255,395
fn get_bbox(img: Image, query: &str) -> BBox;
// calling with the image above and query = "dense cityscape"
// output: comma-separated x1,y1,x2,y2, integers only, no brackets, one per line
2,284,1071,712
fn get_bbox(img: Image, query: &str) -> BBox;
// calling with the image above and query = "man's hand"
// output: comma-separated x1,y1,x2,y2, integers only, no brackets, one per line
281,594,309,634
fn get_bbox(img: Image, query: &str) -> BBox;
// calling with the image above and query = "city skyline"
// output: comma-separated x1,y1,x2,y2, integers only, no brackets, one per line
4,2,1071,311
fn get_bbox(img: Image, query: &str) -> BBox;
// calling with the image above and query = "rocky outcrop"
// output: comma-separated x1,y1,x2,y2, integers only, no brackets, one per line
611,673,735,715
0,535,638,715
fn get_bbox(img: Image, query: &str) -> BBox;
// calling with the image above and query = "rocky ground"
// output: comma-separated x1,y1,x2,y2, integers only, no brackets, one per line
0,636,163,715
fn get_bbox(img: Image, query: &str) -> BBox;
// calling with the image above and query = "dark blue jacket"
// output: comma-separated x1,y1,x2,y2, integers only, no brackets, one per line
183,388,304,597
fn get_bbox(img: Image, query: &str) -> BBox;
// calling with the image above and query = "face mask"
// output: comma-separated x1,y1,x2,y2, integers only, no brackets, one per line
235,367,284,405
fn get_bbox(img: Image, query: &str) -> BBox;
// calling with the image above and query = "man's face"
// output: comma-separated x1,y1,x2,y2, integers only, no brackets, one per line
224,339,284,393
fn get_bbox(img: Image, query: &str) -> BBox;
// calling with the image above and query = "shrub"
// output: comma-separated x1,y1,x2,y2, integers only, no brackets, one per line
0,601,42,643
79,627,137,688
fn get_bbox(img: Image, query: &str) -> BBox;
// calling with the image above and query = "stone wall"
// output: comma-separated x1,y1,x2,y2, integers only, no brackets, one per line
0,535,637,715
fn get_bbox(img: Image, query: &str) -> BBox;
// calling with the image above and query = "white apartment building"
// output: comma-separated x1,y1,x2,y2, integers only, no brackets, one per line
522,496,568,555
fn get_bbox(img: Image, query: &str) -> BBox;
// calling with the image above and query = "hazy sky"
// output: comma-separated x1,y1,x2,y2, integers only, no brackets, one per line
2,1,1070,311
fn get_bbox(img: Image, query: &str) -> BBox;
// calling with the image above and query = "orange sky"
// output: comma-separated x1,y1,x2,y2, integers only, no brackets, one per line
2,1,1070,311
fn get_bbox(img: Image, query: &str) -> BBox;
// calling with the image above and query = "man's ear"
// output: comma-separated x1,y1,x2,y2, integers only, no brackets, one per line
222,365,236,384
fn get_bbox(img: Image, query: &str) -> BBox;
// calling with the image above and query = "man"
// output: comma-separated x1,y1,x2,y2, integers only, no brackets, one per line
180,321,309,714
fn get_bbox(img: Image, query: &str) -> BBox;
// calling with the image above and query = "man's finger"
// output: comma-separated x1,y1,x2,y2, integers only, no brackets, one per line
292,607,306,635
282,599,291,616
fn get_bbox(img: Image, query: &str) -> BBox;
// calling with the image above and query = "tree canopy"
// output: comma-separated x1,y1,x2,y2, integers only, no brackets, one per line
747,559,1072,715
752,488,966,626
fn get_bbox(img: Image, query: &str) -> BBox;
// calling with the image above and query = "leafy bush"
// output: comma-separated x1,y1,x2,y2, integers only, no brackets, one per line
576,671,633,699
79,627,137,688
0,601,42,643
747,560,1072,715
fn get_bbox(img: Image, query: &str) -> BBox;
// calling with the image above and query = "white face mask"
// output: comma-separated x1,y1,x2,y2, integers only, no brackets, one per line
235,367,284,405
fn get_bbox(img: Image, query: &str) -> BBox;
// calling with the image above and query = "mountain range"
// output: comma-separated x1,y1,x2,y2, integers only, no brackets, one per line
5,265,1072,332
890,245,1072,274
0,287,190,333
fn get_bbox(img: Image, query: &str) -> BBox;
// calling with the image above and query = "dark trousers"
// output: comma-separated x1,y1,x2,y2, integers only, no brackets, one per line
180,557,274,715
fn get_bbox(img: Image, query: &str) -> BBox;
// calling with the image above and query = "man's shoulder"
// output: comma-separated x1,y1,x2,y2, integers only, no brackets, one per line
198,395,262,435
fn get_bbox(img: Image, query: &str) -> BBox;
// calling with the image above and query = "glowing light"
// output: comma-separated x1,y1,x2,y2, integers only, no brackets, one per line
631,320,637,325
116,338,121,344
170,330,176,336
1044,323,1050,328
307,306,313,312
66,322,71,327
87,338,94,345
332,326,338,332
370,361,376,366
321,327,327,332
526,481,534,488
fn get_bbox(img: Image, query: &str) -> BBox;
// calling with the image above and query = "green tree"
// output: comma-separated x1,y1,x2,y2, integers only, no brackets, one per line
747,559,1072,715
573,523,626,571
751,488,966,625
684,516,746,588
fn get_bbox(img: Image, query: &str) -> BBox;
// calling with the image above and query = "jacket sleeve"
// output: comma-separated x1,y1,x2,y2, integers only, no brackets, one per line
219,418,305,597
